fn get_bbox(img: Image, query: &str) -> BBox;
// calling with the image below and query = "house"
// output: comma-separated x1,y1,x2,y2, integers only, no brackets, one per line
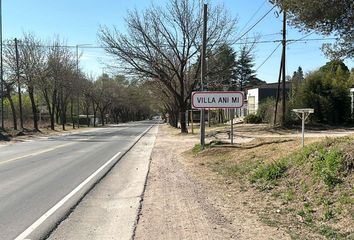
246,82,291,114
350,87,354,115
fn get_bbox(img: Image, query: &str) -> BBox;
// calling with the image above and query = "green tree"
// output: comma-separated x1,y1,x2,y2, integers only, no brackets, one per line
290,66,304,99
235,45,257,91
298,61,352,125
270,0,354,59
207,43,237,90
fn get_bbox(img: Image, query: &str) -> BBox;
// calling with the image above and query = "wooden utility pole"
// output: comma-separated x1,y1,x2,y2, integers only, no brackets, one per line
15,38,24,130
0,0,3,130
200,3,207,149
273,50,283,126
281,10,287,125
76,45,80,129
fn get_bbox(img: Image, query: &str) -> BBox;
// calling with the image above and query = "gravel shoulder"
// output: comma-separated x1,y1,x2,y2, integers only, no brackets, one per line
135,124,290,239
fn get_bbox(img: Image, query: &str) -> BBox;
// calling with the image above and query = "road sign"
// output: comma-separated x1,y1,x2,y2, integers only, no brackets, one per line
191,91,244,109
293,108,314,148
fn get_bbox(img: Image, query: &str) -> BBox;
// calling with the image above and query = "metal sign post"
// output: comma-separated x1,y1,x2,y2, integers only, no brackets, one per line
293,108,314,147
230,109,234,145
192,91,244,146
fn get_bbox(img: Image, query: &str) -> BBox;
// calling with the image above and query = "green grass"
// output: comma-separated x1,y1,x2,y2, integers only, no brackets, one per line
251,159,287,184
312,147,343,187
195,136,354,239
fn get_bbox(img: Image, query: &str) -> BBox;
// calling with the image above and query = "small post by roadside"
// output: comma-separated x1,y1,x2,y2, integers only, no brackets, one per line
230,109,234,145
190,110,194,134
292,108,314,147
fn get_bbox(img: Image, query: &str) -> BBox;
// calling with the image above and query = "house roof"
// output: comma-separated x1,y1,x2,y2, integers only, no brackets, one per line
246,82,291,90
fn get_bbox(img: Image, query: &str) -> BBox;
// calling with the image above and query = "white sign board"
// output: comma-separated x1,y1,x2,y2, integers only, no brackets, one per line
192,91,244,109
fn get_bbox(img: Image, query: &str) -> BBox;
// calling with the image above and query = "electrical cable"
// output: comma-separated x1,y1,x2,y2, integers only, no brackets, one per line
233,5,276,44
238,0,267,34
255,42,282,71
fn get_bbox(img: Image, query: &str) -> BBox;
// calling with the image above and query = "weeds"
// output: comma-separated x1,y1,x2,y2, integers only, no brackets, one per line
251,159,287,184
313,147,343,187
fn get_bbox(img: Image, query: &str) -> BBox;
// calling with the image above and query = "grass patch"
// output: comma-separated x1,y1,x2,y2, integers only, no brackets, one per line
312,147,343,187
251,159,287,184
189,132,354,239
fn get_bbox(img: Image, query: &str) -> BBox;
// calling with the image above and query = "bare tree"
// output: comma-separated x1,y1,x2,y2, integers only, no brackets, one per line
43,38,76,130
99,0,236,133
3,40,20,130
18,33,47,131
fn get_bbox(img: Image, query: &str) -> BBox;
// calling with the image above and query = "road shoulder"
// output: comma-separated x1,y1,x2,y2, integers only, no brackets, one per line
47,125,158,240
134,124,290,240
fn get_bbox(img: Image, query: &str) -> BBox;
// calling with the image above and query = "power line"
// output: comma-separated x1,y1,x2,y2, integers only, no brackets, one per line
2,36,338,52
233,5,276,43
287,31,314,45
239,0,267,34
256,42,282,71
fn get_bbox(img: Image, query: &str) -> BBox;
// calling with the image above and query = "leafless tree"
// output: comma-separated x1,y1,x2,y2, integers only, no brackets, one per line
43,38,76,130
18,33,47,131
99,0,236,133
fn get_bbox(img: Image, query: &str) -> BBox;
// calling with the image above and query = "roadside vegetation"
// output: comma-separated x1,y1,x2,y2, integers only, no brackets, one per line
187,127,354,239
0,33,159,139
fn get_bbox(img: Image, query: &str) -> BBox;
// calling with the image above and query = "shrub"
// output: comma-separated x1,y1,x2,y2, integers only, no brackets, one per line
251,159,287,183
244,114,262,124
257,98,275,123
313,147,343,187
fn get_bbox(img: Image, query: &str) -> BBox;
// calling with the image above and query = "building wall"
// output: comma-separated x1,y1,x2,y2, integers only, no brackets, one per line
247,88,259,114
350,88,354,115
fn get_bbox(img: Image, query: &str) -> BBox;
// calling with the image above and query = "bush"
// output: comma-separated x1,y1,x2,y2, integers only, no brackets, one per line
244,114,262,124
251,159,288,183
257,98,275,123
313,147,343,187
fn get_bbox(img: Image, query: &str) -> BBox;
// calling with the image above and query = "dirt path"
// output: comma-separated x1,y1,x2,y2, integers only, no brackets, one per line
134,125,290,239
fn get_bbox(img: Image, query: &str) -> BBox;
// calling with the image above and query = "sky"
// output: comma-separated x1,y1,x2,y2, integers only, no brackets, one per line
3,0,354,82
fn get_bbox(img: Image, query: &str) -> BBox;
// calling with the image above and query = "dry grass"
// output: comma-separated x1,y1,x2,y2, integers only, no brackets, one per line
182,124,354,239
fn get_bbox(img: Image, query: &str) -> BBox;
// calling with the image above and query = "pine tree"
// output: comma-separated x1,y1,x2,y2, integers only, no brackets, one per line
235,45,257,91
290,66,304,104
207,43,237,90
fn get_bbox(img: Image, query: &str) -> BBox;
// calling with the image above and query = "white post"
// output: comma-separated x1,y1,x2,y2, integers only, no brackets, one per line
301,112,305,148
292,109,313,148
230,109,234,145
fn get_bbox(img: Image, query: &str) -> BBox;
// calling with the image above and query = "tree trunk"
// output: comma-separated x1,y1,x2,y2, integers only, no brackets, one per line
5,86,17,130
43,88,56,130
86,105,90,127
92,101,97,127
179,102,188,133
100,109,105,126
18,86,23,130
60,89,65,131
71,98,75,129
28,86,39,131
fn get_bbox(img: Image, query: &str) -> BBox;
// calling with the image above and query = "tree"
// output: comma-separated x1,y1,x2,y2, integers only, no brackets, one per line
235,44,257,90
99,0,236,133
3,40,19,130
18,33,47,131
207,43,237,90
270,0,354,59
290,66,304,99
41,38,76,130
295,60,351,124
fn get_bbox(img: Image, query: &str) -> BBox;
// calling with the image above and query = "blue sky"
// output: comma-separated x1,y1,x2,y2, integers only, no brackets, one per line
4,0,354,82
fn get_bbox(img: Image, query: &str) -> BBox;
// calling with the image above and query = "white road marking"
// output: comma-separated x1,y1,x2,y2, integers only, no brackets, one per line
14,151,122,240
0,142,76,165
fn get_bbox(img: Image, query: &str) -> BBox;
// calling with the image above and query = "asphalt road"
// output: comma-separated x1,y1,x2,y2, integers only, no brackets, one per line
0,121,155,240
